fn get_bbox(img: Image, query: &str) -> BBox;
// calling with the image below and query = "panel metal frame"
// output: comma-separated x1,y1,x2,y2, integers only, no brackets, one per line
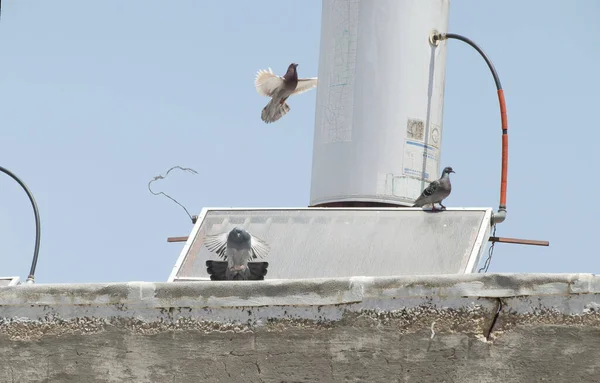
167,207,493,282
0,276,21,286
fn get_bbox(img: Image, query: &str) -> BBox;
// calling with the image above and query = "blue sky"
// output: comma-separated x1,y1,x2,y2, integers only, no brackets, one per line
0,1,598,283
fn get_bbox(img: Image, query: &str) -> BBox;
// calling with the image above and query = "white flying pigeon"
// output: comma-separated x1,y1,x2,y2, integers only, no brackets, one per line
413,166,455,211
254,63,318,124
204,227,270,280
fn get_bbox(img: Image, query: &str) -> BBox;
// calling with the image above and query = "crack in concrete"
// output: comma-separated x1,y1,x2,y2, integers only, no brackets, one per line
253,361,264,382
485,298,503,341
329,356,335,380
222,361,231,378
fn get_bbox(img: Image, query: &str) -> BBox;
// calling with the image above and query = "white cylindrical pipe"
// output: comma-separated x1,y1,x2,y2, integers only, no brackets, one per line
310,0,450,207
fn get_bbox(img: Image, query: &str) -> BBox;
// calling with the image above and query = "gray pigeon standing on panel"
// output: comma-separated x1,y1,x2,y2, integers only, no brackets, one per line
413,166,455,211
255,63,318,124
204,227,270,280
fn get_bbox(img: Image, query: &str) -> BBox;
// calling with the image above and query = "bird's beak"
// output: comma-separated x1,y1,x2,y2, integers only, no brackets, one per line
451,170,456,173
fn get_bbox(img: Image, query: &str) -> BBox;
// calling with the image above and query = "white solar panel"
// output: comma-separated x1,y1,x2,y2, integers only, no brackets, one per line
168,207,493,282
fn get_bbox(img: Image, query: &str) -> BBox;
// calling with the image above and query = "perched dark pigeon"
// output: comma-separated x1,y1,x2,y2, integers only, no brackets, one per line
413,166,455,211
203,227,270,280
254,63,318,124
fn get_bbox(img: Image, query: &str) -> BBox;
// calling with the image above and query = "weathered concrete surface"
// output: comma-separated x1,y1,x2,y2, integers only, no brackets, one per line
0,273,599,382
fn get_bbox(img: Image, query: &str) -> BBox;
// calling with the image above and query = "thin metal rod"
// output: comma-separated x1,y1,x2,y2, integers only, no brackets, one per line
488,236,549,247
0,166,41,283
167,236,188,243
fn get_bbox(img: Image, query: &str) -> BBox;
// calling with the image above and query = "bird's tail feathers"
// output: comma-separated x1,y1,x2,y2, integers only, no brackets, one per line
205,260,269,281
247,261,269,280
261,98,290,124
206,260,228,280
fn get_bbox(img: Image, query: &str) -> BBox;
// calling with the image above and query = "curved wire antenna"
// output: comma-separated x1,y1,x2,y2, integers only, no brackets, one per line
148,166,198,223
0,165,41,284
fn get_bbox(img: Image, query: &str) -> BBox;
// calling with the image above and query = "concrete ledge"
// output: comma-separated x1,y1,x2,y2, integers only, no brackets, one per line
1,273,599,305
0,273,599,329
1,273,600,382
3,272,599,302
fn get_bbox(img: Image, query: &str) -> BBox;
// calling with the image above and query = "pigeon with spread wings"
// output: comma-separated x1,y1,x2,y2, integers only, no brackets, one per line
255,63,318,124
204,227,270,280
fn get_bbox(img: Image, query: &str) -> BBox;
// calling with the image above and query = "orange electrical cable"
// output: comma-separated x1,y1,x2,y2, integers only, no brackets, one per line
441,33,508,215
498,89,508,208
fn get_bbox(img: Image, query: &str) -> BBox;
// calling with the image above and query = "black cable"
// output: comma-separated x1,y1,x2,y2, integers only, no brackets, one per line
438,33,502,91
0,166,41,283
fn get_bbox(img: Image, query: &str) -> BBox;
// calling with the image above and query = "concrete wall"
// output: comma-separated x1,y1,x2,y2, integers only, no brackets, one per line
1,273,599,382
